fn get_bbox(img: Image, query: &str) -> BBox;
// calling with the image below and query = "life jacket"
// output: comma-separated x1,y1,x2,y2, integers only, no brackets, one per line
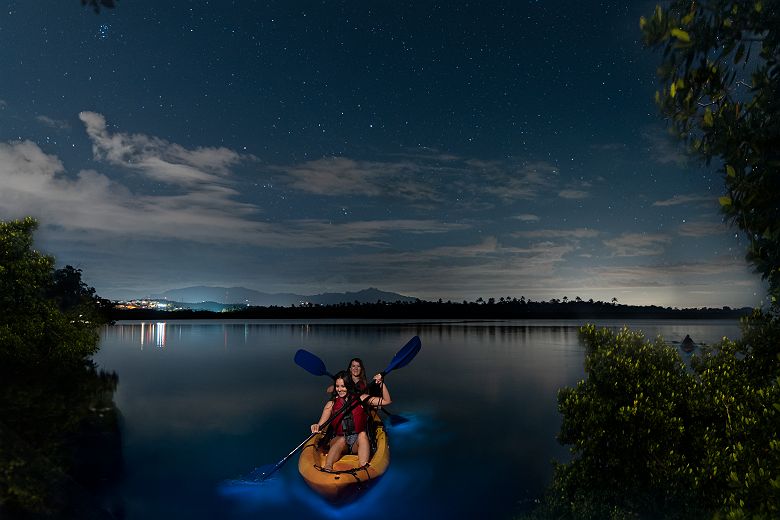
331,395,368,436
351,377,382,398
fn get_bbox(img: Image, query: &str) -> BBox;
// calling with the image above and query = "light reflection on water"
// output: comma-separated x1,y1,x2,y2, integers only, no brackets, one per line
94,319,741,519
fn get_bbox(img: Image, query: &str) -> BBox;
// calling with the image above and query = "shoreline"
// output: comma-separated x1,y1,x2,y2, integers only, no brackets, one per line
106,302,753,322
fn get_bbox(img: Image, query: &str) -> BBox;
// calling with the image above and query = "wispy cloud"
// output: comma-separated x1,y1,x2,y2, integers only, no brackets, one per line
280,219,469,247
0,138,268,242
653,194,714,207
642,126,690,167
558,189,589,200
587,258,753,287
603,232,671,257
282,156,439,201
512,228,600,239
36,115,70,130
678,220,729,237
1,120,465,250
513,214,540,222
79,111,246,187
479,161,558,201
279,153,562,208
339,236,576,297
590,142,626,151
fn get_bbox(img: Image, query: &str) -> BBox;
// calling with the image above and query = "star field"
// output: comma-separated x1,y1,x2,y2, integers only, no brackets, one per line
0,0,766,307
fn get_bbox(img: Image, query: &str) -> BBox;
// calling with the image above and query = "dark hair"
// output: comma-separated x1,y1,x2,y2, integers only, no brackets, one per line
347,358,368,388
331,370,353,399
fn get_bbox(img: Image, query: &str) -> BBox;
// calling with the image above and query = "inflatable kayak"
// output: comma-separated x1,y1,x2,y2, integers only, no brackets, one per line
298,409,389,501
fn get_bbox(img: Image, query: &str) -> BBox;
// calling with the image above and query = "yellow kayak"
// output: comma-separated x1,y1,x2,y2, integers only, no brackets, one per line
298,410,389,501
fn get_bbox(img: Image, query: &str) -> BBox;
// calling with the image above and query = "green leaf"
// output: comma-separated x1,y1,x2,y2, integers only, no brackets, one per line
726,165,736,177
719,196,732,207
671,28,691,42
704,108,714,126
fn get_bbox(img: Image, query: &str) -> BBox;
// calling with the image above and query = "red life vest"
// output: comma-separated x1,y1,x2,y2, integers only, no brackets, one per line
331,395,367,436
352,377,382,398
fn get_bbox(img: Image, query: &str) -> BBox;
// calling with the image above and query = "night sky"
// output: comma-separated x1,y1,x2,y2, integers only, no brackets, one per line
0,1,767,307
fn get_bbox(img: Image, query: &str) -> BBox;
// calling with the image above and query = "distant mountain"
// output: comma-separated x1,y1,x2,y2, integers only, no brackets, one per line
147,286,418,306
308,288,419,305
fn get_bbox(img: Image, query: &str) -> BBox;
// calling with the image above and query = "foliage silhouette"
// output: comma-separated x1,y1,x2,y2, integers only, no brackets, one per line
0,218,121,517
640,0,780,307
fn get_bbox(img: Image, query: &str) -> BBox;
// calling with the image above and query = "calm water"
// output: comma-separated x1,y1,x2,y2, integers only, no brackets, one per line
93,319,741,519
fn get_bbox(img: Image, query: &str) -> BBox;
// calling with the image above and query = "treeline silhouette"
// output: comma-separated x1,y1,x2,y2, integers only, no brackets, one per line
108,297,752,321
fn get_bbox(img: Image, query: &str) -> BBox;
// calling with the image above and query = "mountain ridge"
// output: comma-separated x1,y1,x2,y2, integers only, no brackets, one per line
146,286,419,306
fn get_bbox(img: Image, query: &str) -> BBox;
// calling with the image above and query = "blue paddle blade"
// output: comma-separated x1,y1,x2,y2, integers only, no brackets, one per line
294,349,329,377
382,336,421,375
381,408,410,426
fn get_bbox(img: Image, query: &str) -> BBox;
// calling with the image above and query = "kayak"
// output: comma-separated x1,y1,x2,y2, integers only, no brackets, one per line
298,409,389,501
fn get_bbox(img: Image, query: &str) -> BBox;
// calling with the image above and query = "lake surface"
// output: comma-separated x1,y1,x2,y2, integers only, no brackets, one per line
93,318,741,519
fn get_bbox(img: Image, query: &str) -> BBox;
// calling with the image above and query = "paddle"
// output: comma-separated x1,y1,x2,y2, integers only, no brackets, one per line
257,336,421,481
295,348,407,426
294,336,421,425
252,392,366,481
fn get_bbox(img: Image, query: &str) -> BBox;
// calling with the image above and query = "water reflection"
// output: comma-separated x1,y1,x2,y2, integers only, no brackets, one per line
94,319,741,519
0,363,122,518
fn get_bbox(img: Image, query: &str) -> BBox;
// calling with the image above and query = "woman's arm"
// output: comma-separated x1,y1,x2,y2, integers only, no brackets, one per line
311,400,334,433
361,382,392,407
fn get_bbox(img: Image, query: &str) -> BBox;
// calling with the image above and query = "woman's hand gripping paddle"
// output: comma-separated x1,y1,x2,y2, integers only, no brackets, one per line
254,336,421,481
295,336,421,425
250,391,364,481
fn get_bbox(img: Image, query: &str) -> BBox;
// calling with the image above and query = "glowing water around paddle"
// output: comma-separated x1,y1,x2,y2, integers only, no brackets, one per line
94,319,740,519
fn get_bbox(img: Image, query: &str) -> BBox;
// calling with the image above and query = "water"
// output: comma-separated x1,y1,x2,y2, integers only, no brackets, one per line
92,318,741,519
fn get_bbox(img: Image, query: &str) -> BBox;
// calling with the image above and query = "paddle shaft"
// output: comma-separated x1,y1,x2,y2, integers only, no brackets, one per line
260,394,365,480
271,337,420,479
294,337,420,424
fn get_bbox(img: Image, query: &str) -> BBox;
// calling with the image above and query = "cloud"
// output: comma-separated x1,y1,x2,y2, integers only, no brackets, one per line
513,214,540,222
587,258,753,287
653,194,714,207
0,99,6,109
36,115,70,130
279,219,469,247
678,220,730,237
512,228,600,239
558,189,589,200
603,232,671,257
642,126,690,166
590,142,626,151
0,139,267,242
279,153,562,209
0,130,463,250
479,161,558,201
282,156,430,199
338,236,577,298
79,111,245,187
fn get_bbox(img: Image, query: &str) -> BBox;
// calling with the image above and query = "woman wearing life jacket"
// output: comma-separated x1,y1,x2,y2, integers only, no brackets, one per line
326,357,389,398
311,370,392,470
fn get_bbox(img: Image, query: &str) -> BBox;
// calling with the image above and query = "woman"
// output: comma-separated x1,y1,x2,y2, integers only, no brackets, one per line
327,358,388,397
311,370,392,470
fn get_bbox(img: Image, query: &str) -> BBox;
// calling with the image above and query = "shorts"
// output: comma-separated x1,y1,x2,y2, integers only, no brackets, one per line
345,433,359,452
